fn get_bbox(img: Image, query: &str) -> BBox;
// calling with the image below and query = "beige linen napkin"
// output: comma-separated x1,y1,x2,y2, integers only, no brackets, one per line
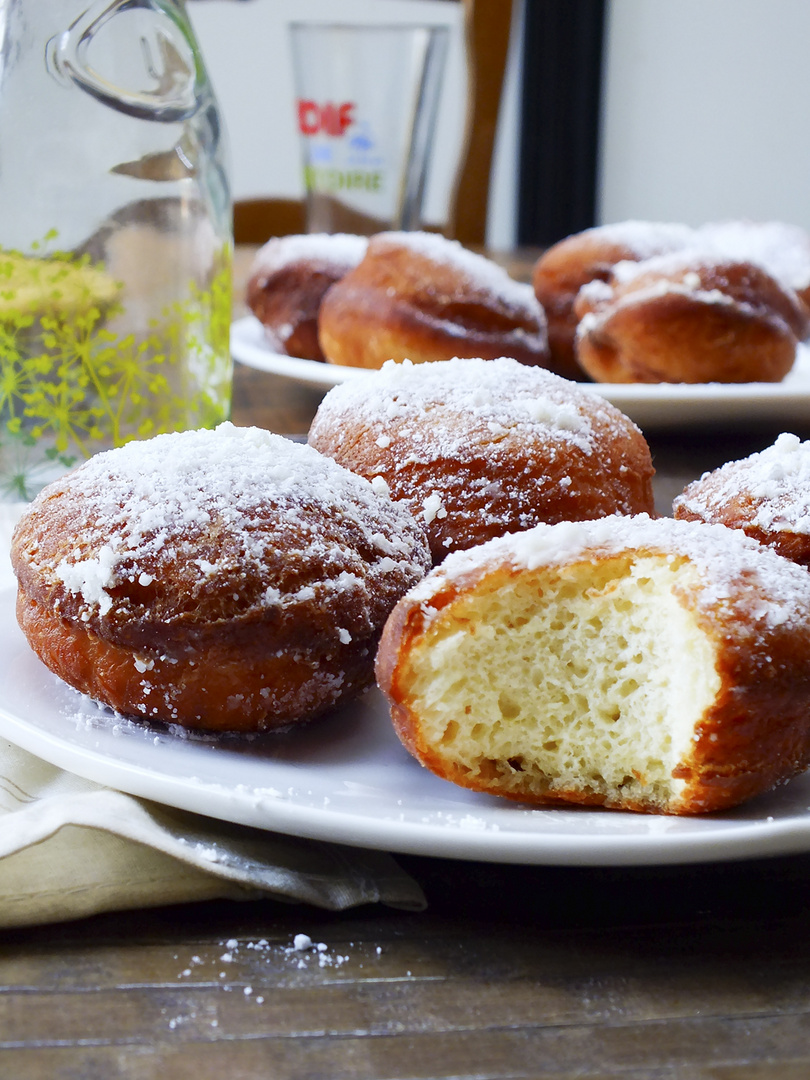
0,505,425,926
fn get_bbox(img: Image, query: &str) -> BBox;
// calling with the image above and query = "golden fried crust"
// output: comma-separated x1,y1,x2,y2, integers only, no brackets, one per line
12,485,414,653
532,234,649,380
675,493,810,569
318,234,549,370
575,260,801,384
531,224,696,380
311,403,655,563
375,519,810,815
245,234,367,362
378,566,810,814
11,426,431,732
307,358,656,565
673,436,810,569
247,262,342,361
16,591,373,732
533,222,810,383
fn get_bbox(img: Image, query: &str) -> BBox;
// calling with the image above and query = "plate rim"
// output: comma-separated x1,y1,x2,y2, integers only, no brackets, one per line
2,586,810,867
230,315,810,428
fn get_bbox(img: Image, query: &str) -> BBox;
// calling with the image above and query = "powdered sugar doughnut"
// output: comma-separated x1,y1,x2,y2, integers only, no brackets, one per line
574,254,804,384
317,231,550,370
376,514,810,814
307,357,655,564
532,221,694,379
697,220,810,322
533,219,810,381
673,432,810,567
11,424,431,733
246,233,367,361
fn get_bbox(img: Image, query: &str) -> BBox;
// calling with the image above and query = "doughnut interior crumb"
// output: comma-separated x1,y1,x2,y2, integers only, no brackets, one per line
397,554,717,810
378,515,810,814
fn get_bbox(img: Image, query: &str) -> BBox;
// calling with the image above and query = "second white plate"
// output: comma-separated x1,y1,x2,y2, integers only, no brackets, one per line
231,315,810,430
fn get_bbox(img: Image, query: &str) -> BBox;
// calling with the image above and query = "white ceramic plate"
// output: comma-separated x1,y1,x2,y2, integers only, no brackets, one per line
3,587,810,867
231,315,810,430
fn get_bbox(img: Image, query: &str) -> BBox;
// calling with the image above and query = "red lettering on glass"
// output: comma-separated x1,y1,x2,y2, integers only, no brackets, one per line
297,100,321,135
297,99,356,136
338,102,355,134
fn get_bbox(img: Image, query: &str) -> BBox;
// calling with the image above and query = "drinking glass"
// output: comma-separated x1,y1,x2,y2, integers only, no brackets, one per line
289,22,449,235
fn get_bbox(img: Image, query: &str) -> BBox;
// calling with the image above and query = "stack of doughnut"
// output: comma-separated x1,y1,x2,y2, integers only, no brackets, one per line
530,220,694,380
11,423,431,733
307,356,656,563
532,219,810,383
376,513,810,814
247,230,549,370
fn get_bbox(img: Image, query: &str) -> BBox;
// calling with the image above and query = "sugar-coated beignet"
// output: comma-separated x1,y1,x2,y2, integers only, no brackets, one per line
575,254,803,384
246,233,367,361
376,515,810,815
11,424,431,733
674,432,810,568
533,219,810,382
532,221,692,379
307,357,655,564
698,220,810,327
318,231,549,370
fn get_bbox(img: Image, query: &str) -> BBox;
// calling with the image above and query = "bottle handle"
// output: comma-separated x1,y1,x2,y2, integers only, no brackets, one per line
46,0,206,122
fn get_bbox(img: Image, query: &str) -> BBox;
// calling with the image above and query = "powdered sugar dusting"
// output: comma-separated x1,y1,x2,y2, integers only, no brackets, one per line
582,220,695,258
312,357,615,457
16,423,430,626
408,514,810,632
373,231,541,314
250,233,368,278
576,244,803,346
55,543,118,615
675,433,810,535
582,219,810,296
578,254,745,335
609,250,743,286
698,221,810,293
308,357,652,560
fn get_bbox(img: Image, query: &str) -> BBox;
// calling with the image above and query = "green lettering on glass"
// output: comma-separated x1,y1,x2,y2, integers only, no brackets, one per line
303,166,385,193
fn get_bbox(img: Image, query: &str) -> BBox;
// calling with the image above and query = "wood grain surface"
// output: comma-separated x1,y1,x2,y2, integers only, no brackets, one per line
4,855,810,1078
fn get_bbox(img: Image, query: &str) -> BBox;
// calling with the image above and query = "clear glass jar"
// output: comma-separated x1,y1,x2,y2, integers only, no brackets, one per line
0,0,232,500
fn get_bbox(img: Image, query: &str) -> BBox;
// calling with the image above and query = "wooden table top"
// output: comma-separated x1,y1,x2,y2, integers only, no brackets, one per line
5,247,810,1079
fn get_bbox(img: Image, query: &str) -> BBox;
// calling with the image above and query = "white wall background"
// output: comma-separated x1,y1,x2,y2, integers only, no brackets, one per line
187,0,523,249
598,0,810,230
190,0,810,247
